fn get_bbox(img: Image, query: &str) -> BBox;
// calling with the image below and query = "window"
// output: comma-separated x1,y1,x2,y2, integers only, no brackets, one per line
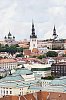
20,92,21,95
4,90,5,94
6,91,8,94
33,44,35,47
9,88,12,89
1,90,2,94
10,91,12,94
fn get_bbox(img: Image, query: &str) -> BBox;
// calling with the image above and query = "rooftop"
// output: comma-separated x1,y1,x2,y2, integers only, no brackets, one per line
15,68,33,75
0,59,17,63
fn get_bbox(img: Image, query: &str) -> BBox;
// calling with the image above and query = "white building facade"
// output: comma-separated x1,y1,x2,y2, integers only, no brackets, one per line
0,59,17,70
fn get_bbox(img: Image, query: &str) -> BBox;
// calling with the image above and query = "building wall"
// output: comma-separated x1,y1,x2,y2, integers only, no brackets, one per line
0,86,28,96
37,40,52,49
52,41,64,50
30,38,37,51
51,63,66,77
0,62,17,70
41,80,51,87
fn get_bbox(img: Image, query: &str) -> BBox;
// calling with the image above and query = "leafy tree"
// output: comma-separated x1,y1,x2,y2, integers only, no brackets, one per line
62,54,66,57
37,55,46,59
46,51,58,57
0,76,3,79
17,47,23,52
5,44,9,47
16,53,24,57
0,44,23,55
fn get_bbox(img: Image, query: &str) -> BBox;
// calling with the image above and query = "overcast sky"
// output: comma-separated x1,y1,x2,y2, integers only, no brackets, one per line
0,0,66,40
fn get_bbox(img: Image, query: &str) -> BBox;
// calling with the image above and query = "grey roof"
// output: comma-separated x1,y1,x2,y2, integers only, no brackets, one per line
1,74,24,82
50,76,66,86
15,68,33,75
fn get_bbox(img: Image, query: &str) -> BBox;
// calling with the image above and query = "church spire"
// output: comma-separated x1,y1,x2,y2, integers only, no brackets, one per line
53,25,58,40
32,20,35,36
30,20,37,38
53,25,56,36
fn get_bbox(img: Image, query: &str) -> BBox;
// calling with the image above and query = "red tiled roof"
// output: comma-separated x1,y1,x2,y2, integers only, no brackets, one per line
0,91,66,100
23,50,31,56
32,48,39,53
0,59,17,63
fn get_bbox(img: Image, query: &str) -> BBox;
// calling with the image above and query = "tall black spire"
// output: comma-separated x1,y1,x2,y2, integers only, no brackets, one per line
53,25,58,39
30,20,37,38
32,20,35,36
53,25,56,36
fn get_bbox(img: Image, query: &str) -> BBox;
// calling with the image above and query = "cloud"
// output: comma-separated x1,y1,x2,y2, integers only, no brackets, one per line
0,0,66,40
48,7,65,16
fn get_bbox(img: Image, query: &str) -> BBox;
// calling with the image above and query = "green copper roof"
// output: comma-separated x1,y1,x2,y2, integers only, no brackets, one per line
1,74,24,82
15,68,33,75
50,76,66,86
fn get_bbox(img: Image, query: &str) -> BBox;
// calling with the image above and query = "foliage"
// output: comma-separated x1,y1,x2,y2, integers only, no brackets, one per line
62,54,66,57
0,44,23,55
16,53,24,57
0,76,3,79
37,54,46,59
31,55,37,58
46,51,58,57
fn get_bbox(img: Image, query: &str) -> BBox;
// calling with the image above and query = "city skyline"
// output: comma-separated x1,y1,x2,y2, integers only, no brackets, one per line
0,0,66,40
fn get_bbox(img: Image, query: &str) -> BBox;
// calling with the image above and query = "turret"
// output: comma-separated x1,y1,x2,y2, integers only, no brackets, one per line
8,31,12,39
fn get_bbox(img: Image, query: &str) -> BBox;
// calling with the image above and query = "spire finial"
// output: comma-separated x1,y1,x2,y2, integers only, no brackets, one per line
54,25,56,30
32,19,34,27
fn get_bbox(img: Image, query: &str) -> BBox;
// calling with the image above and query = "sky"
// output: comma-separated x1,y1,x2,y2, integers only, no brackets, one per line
0,0,66,40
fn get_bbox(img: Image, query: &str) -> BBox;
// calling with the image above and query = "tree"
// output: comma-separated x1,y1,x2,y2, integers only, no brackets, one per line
17,47,23,52
16,53,24,57
37,55,46,59
0,44,23,55
46,51,58,57
62,53,66,57
5,44,9,48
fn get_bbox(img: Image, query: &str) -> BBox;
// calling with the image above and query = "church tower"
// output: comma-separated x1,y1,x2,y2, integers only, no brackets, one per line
30,21,37,51
53,25,58,40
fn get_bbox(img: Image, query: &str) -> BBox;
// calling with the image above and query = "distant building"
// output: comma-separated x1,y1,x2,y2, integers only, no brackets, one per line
24,63,51,77
52,40,64,50
23,49,31,58
29,24,66,54
18,39,30,49
51,62,66,77
0,58,17,70
30,21,37,52
4,32,17,46
0,52,8,58
0,68,7,77
0,68,41,96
